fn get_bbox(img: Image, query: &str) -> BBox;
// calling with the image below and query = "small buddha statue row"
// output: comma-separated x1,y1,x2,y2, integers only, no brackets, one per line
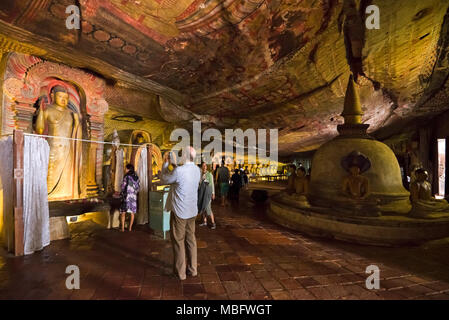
409,168,449,219
285,165,311,208
283,158,449,219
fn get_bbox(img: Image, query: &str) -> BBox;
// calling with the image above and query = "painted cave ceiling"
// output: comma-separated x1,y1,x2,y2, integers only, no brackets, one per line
1,0,449,156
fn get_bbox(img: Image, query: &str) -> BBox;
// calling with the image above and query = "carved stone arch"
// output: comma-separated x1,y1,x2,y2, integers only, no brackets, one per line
3,52,108,130
2,52,109,197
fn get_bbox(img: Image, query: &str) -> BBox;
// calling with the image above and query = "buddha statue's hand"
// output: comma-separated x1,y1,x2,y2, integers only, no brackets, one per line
361,193,369,200
73,112,80,126
35,102,45,134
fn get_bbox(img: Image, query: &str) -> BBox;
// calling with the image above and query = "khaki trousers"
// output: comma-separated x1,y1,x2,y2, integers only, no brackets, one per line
170,212,197,279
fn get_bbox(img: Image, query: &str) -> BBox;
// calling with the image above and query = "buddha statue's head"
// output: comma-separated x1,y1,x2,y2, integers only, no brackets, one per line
51,85,69,108
296,167,306,178
349,165,361,176
135,133,145,144
415,168,429,182
341,151,371,177
288,164,296,174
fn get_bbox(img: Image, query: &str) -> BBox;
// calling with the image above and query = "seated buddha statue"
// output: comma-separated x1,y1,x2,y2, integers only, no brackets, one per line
285,164,297,195
409,169,449,219
339,151,381,217
293,167,311,208
342,164,369,199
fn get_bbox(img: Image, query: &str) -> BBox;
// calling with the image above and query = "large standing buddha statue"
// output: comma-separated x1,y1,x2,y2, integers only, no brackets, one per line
35,85,82,200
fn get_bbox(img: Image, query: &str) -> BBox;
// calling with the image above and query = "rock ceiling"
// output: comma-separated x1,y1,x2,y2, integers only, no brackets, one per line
1,0,449,156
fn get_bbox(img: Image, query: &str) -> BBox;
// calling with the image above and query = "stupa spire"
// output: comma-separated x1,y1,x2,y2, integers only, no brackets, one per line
341,74,363,125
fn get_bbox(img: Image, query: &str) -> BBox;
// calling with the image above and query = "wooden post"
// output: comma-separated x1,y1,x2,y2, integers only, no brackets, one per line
445,137,449,201
147,144,153,191
13,130,24,256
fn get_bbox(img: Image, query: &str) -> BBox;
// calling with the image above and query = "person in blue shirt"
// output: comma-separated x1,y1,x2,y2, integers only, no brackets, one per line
160,146,201,280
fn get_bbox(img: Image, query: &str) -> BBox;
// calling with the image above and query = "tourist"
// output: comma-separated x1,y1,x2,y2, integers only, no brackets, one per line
230,169,243,202
243,166,249,189
198,162,216,229
216,159,230,206
119,163,140,232
160,146,201,280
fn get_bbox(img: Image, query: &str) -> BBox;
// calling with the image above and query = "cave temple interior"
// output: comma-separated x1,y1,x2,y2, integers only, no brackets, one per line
1,0,449,301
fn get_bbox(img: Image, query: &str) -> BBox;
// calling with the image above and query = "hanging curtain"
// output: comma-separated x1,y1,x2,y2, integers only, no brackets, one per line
0,137,14,252
23,135,50,255
114,148,124,194
137,147,148,225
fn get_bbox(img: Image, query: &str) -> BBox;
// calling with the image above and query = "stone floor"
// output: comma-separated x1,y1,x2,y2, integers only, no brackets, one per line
1,184,449,300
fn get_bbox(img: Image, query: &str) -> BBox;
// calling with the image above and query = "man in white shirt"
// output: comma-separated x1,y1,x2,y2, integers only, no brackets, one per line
160,146,201,280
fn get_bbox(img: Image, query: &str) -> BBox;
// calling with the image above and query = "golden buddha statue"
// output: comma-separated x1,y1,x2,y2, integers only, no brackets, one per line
293,167,311,208
295,167,309,194
409,169,449,219
135,134,145,145
342,151,370,199
285,164,297,194
35,85,82,200
340,151,380,217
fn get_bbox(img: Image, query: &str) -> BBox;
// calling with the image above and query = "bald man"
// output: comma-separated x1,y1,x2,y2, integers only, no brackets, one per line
161,147,201,280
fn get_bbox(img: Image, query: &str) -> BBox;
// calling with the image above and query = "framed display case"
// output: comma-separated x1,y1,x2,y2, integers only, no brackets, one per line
149,186,170,239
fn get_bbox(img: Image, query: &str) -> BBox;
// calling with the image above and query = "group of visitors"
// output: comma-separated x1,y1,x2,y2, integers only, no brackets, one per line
117,158,221,233
215,160,249,205
119,148,242,280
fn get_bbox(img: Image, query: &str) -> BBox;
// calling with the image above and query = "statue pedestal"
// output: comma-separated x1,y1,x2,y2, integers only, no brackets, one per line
86,184,99,197
269,192,449,246
49,217,70,241
107,209,121,229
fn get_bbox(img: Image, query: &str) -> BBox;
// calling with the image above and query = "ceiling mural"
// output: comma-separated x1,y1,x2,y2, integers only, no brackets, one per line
104,108,174,148
82,0,200,43
1,0,449,156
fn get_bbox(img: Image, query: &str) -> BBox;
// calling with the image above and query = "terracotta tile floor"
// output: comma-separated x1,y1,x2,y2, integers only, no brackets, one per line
1,185,449,300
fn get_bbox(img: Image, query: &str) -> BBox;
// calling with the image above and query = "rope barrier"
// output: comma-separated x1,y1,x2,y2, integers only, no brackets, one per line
23,132,148,148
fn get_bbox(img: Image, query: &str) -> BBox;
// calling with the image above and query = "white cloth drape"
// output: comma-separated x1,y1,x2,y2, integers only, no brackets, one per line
114,149,124,193
137,147,148,225
23,136,50,255
0,137,14,251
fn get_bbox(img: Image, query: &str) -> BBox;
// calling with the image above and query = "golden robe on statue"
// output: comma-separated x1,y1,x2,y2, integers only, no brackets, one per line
35,86,82,200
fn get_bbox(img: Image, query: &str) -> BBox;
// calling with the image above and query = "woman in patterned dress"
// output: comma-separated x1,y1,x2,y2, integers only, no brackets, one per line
120,164,140,232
